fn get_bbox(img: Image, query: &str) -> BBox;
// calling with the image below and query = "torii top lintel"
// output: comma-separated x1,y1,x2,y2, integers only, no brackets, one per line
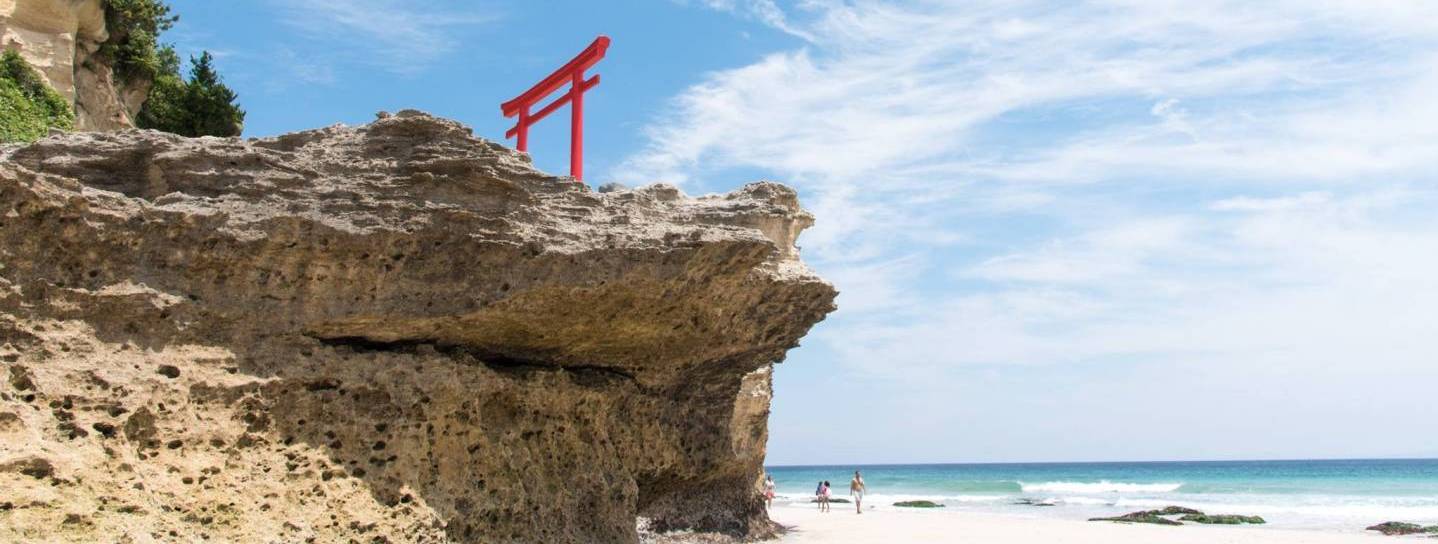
501,36,611,182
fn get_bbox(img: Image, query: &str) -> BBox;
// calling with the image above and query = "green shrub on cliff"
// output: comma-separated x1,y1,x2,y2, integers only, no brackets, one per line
136,50,244,137
0,50,75,142
100,0,178,83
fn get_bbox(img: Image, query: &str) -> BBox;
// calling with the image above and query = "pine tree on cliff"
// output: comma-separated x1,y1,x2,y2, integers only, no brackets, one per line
137,50,245,137
104,0,245,137
182,52,244,137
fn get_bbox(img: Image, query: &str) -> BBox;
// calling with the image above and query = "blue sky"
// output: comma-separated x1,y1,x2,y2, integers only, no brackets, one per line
168,0,1438,465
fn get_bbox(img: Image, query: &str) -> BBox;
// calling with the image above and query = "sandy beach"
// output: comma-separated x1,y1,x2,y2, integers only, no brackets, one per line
771,506,1385,543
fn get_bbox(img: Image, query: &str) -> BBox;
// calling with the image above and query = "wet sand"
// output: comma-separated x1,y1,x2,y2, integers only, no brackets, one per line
771,506,1384,543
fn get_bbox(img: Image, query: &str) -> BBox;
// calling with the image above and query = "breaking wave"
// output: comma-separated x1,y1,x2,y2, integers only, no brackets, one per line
1019,481,1183,494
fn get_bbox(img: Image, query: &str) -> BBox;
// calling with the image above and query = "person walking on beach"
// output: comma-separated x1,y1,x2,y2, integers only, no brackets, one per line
850,470,866,514
820,481,832,512
763,474,776,511
815,481,825,511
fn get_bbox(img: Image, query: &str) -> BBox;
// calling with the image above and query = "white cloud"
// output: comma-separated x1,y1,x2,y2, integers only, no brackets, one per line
684,0,815,41
630,0,1438,400
271,0,497,75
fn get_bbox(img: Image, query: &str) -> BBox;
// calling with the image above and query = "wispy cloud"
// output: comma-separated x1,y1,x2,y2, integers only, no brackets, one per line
271,0,498,75
680,0,815,41
628,0,1438,418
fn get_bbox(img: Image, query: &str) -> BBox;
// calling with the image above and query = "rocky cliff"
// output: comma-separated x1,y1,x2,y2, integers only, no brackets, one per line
1,0,147,130
0,111,836,543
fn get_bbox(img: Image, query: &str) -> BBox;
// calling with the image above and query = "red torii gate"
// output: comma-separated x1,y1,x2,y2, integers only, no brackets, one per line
501,36,611,182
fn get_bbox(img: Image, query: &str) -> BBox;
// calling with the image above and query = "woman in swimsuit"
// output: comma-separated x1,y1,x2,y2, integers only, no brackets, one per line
763,474,776,511
820,480,832,512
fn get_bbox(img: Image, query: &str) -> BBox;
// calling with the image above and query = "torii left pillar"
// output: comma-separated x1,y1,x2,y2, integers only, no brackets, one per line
501,36,611,182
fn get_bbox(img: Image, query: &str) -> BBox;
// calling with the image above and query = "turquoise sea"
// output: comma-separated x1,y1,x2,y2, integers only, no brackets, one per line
766,459,1438,532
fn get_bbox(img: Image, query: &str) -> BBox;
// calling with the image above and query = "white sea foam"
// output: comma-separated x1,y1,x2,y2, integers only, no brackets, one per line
1049,496,1112,506
1019,481,1183,494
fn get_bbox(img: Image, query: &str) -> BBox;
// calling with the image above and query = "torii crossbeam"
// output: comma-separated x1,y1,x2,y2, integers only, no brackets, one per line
501,36,611,182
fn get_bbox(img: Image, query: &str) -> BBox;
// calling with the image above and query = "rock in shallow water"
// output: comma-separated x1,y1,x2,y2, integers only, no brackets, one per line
0,111,836,543
1088,511,1184,526
1089,507,1265,527
1179,513,1265,525
893,500,944,508
1366,522,1438,536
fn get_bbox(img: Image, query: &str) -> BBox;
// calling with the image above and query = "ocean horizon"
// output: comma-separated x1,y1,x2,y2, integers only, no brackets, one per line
766,458,1438,532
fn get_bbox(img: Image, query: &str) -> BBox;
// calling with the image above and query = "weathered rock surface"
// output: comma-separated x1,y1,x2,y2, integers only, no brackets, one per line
0,110,836,542
1,0,146,130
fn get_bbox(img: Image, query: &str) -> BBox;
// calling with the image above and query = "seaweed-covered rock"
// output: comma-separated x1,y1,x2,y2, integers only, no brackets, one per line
893,500,944,508
1088,511,1183,526
1154,506,1202,515
1366,522,1438,536
1180,513,1265,525
809,498,851,504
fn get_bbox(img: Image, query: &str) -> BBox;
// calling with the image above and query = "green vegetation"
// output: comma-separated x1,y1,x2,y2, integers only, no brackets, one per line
0,50,75,143
3,0,242,140
100,0,177,83
99,0,244,136
136,50,244,137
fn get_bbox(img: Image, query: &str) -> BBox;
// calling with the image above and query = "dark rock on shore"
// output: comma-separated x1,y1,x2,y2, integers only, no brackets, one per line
1013,498,1056,507
1180,513,1265,525
1091,507,1267,527
893,500,944,508
1366,522,1438,536
809,498,851,504
1088,511,1183,526
1155,506,1202,515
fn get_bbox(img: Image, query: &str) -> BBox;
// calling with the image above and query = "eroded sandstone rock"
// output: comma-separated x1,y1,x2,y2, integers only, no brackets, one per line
0,0,146,130
0,111,836,543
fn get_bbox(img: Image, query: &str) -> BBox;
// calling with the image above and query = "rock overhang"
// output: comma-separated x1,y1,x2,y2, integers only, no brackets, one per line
0,110,835,542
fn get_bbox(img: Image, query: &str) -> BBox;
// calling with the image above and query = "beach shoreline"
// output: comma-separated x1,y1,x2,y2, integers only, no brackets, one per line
769,506,1388,543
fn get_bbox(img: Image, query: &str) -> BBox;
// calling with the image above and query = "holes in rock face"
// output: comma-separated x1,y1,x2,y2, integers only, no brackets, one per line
92,422,118,438
305,379,342,391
